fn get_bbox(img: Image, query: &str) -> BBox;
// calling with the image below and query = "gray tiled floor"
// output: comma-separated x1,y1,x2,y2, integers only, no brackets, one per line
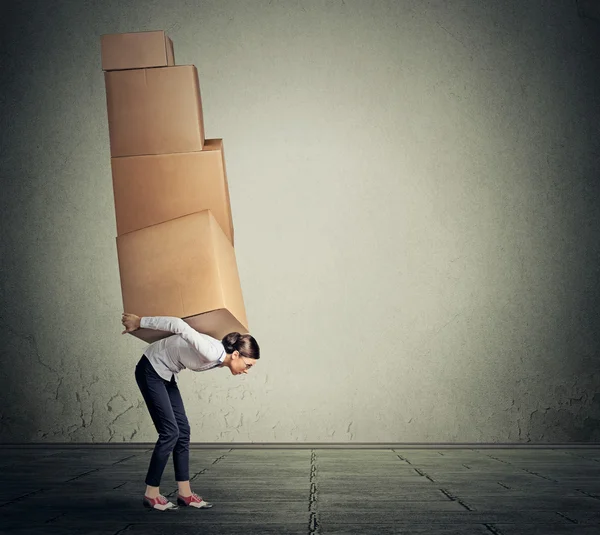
0,447,599,534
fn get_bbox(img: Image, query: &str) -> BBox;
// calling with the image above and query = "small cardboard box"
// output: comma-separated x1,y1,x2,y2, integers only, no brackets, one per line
105,65,205,157
101,30,175,71
116,210,248,342
112,139,234,244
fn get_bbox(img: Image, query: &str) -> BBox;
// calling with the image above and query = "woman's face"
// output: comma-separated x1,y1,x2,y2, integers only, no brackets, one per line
230,351,257,375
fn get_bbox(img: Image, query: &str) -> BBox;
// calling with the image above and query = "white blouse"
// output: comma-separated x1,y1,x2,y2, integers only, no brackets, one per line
140,316,226,382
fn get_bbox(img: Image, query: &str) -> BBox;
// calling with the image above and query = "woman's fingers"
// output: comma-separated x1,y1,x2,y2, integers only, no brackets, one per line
121,313,132,334
121,313,140,334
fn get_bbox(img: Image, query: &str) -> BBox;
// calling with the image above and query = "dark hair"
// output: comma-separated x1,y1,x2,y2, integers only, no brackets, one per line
221,332,260,360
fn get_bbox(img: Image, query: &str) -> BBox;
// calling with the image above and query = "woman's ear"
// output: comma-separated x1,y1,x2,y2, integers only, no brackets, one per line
232,350,239,359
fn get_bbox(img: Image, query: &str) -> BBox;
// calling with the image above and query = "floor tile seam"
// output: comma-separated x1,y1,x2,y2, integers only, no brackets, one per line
113,523,134,535
392,449,482,511
309,449,319,534
0,488,45,508
0,451,66,471
483,523,504,535
164,449,233,497
0,454,146,472
0,450,156,506
1,448,226,506
555,511,580,524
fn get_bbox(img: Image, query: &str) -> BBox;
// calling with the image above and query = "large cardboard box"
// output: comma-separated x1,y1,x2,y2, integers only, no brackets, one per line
112,139,234,244
105,65,205,157
117,210,248,342
101,30,175,71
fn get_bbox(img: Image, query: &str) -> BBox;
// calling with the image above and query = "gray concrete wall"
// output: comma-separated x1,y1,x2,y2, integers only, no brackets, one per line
1,0,599,443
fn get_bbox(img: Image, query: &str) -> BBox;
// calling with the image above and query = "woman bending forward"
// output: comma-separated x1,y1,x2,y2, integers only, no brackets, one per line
121,313,260,511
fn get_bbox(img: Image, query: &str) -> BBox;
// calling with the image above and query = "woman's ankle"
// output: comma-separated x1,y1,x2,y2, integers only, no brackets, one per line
145,485,160,498
177,480,192,497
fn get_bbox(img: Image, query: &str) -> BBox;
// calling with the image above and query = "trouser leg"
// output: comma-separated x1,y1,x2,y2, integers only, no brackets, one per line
166,377,191,482
135,356,179,487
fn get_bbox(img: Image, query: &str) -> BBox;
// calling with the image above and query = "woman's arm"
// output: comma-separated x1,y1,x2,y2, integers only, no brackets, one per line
122,313,222,361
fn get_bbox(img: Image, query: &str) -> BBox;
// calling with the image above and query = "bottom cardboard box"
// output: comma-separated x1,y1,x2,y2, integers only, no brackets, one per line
116,210,248,342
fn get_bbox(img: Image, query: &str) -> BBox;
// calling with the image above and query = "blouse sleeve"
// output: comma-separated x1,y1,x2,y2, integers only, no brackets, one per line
140,316,223,362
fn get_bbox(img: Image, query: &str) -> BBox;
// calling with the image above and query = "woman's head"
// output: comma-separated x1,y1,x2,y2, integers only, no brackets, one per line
221,332,260,375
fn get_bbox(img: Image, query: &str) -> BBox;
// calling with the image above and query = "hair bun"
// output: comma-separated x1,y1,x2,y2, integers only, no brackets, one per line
221,332,260,361
222,332,241,353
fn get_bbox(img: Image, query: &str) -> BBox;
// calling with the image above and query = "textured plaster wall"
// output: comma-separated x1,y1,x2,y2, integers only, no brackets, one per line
1,0,600,443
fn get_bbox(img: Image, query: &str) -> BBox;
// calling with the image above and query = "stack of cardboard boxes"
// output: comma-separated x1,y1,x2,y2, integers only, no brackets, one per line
101,30,248,343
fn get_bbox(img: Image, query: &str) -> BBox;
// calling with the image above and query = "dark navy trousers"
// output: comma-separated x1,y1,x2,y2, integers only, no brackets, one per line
135,355,190,487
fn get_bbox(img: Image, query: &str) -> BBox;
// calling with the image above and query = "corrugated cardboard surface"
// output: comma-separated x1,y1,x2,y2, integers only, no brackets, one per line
111,139,234,244
220,139,235,250
105,65,205,157
101,30,175,71
211,210,248,328
116,210,247,337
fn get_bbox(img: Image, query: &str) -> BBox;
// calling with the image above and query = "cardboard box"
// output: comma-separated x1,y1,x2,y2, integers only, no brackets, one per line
116,210,248,342
112,139,234,244
105,65,205,157
101,30,175,71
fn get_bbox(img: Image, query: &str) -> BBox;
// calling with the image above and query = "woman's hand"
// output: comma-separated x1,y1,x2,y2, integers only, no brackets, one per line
121,313,141,334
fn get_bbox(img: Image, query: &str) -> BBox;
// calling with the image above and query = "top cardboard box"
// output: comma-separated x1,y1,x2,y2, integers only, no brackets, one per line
101,30,175,71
